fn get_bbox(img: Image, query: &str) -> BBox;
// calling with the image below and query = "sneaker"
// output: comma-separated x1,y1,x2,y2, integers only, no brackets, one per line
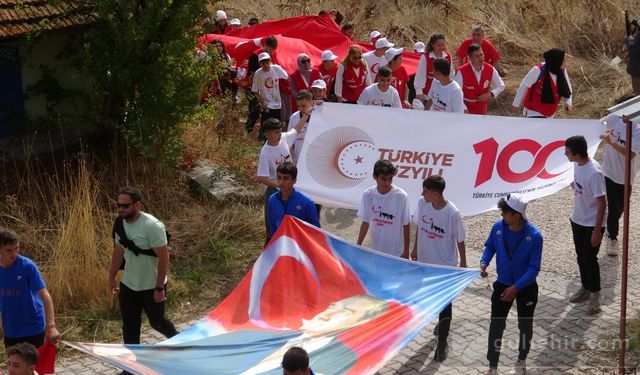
510,358,526,374
587,291,602,315
434,340,448,362
569,287,590,303
433,322,439,336
486,369,498,375
607,239,619,256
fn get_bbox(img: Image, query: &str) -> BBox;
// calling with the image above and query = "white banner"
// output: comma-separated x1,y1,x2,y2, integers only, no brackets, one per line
296,103,603,216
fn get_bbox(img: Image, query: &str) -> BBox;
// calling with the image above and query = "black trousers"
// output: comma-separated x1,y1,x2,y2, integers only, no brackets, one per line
605,177,626,240
571,220,604,292
437,303,452,344
118,282,178,344
245,89,261,133
487,282,538,368
4,331,45,348
264,186,278,244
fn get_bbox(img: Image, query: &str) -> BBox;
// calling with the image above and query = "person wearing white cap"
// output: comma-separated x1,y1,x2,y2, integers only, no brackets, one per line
316,50,339,99
251,52,289,126
229,18,241,30
363,37,393,82
385,47,410,108
310,79,328,101
415,34,454,102
369,30,383,45
213,10,230,35
564,135,606,316
407,41,426,105
480,193,542,375
414,41,426,53
357,66,401,108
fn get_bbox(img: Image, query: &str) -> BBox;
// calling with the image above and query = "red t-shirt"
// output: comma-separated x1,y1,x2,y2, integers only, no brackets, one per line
391,66,409,107
455,38,500,65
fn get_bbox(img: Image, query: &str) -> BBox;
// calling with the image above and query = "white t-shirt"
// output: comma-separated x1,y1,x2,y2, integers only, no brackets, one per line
363,51,388,82
413,198,465,267
357,185,410,256
287,111,309,164
357,83,402,108
570,159,607,227
251,65,289,109
601,114,640,184
256,129,298,184
427,79,466,113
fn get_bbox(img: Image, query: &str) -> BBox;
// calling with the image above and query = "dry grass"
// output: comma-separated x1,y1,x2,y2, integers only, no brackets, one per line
212,0,636,117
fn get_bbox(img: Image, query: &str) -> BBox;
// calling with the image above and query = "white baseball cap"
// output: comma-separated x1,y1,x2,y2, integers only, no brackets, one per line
370,30,382,40
375,37,394,49
384,47,404,62
311,79,327,90
414,41,426,53
215,10,227,20
258,52,271,62
229,18,241,26
504,193,528,221
320,50,338,61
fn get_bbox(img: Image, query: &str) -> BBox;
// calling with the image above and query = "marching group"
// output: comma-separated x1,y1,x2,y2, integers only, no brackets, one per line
1,8,640,375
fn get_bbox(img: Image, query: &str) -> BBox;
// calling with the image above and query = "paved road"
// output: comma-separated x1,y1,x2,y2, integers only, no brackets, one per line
56,170,640,374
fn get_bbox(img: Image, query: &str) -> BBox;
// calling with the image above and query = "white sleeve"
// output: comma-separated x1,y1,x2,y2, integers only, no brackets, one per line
453,70,463,89
287,112,301,131
512,66,540,107
391,88,402,108
453,210,466,243
490,67,505,98
563,69,573,107
283,128,298,146
357,87,368,105
356,192,370,222
452,85,466,113
401,193,411,225
335,64,345,97
412,199,421,225
251,71,259,92
364,67,372,86
277,65,289,79
414,55,427,95
592,170,607,198
256,149,271,177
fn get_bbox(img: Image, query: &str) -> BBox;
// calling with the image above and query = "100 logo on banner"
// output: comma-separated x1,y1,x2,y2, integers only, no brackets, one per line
473,138,566,187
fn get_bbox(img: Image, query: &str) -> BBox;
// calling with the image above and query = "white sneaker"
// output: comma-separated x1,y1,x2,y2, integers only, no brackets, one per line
510,358,526,374
587,291,602,315
607,239,619,256
569,287,590,303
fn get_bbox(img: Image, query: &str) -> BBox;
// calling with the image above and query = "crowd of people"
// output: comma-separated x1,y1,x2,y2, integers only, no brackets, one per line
1,8,640,375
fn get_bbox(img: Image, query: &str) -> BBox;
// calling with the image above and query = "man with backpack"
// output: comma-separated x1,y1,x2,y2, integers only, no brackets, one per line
108,187,178,374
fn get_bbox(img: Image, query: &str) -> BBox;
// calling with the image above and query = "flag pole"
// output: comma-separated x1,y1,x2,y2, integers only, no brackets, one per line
618,115,633,374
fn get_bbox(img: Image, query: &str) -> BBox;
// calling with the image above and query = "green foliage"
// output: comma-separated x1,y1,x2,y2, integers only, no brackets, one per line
68,0,219,166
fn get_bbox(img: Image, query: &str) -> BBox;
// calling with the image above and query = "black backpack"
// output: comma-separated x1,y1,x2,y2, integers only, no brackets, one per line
112,216,171,270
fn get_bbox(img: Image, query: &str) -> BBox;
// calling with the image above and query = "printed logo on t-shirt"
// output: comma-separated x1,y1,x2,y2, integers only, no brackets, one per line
611,129,626,146
16,275,22,280
370,63,380,74
420,216,445,239
275,154,291,166
296,205,302,211
264,77,275,89
370,99,391,107
0,288,21,297
572,181,584,195
372,205,394,226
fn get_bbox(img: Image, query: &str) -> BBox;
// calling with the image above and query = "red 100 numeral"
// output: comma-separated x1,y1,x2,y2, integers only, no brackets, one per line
473,138,566,187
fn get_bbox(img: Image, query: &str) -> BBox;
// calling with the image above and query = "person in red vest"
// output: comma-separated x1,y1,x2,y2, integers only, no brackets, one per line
512,48,572,118
212,10,230,35
415,34,454,102
317,50,339,99
456,25,507,77
385,48,411,108
454,44,504,115
335,45,372,104
290,54,322,112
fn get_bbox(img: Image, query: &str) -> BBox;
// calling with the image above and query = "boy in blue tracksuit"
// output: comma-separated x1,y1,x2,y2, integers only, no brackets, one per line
480,194,542,375
267,162,320,238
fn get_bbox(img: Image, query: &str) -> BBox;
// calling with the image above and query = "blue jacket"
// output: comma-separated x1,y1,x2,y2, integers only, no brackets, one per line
267,189,320,237
480,220,543,290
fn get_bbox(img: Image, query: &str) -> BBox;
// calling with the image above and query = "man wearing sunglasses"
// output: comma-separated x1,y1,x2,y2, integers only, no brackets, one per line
108,186,178,374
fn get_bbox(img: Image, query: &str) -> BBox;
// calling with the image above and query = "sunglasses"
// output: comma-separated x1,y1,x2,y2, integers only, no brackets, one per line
117,202,136,209
301,58,311,63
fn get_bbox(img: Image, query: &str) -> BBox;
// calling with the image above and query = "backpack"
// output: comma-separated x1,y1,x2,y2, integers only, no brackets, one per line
112,216,171,270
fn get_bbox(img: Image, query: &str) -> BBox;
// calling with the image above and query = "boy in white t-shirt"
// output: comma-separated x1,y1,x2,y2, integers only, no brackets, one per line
411,175,466,362
564,135,607,315
600,114,640,256
256,115,309,243
252,52,289,126
357,66,402,108
425,58,467,113
287,90,315,164
356,159,410,258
